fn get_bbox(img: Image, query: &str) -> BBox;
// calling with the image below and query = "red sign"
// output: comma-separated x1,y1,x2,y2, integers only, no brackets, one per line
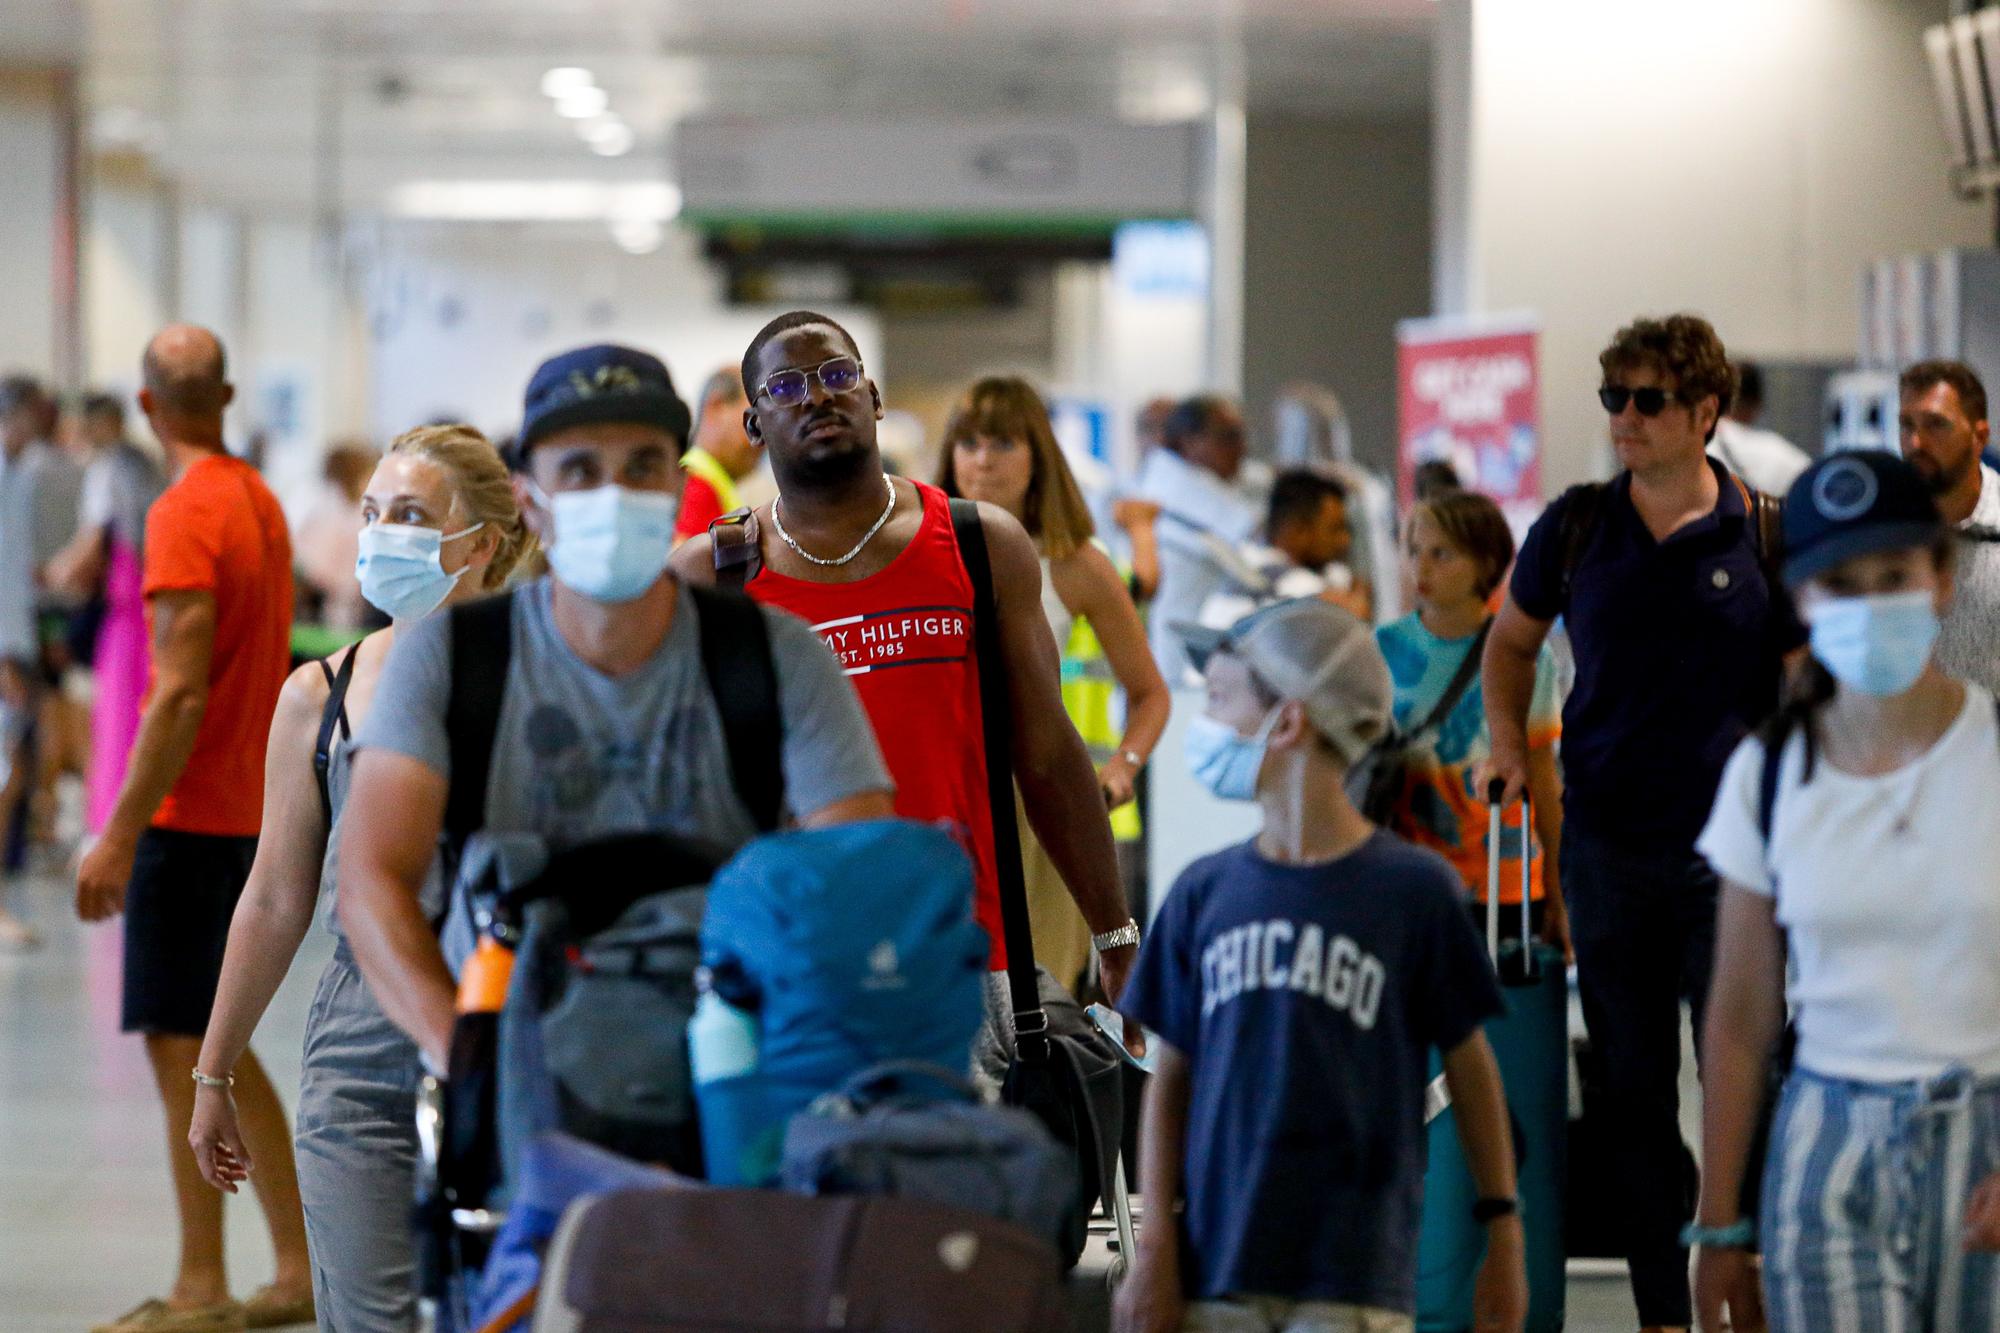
1397,318,1541,534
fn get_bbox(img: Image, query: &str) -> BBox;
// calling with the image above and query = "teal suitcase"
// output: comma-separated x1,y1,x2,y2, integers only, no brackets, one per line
1415,794,1567,1332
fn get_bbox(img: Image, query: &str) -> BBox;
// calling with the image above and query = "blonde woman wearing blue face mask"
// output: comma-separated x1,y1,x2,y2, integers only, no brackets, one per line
188,424,531,1333
1693,449,2000,1333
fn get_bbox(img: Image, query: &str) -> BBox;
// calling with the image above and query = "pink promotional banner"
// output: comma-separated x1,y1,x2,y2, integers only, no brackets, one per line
1396,316,1542,534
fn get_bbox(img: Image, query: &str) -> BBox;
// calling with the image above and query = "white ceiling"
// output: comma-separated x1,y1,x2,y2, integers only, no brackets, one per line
8,0,1435,214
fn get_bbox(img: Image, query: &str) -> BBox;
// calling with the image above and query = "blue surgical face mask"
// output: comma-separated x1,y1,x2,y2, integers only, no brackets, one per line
529,482,679,603
1184,705,1283,802
1805,589,1941,697
355,521,483,621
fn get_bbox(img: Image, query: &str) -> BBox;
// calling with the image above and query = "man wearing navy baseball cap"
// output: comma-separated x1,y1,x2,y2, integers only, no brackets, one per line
515,343,693,461
333,344,893,1079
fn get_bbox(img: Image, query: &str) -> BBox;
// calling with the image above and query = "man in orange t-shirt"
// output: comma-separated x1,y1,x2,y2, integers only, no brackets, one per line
74,326,311,1332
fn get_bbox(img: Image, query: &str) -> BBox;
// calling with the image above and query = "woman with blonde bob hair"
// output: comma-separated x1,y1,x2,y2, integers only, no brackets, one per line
938,377,1169,991
188,424,531,1332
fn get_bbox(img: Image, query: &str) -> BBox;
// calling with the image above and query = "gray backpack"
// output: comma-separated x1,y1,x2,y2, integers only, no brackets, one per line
781,1061,1076,1254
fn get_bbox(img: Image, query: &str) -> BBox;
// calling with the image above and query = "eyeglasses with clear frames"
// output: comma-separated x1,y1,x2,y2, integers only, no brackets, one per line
755,356,864,408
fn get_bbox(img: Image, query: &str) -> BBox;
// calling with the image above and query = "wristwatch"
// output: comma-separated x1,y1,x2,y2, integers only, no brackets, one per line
1118,749,1145,770
1471,1197,1517,1224
1092,918,1142,952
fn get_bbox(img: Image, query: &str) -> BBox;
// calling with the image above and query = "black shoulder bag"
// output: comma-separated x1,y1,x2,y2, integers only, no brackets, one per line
949,498,1124,1267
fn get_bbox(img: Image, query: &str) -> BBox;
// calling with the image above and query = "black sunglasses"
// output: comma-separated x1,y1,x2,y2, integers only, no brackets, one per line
1598,385,1683,417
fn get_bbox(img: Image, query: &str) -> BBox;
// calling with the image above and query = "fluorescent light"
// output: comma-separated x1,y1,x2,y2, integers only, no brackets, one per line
386,180,683,223
541,67,595,98
611,216,664,254
555,86,609,119
586,122,635,157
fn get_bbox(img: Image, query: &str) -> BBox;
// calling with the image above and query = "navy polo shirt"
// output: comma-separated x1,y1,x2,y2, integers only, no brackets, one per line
1511,460,1805,852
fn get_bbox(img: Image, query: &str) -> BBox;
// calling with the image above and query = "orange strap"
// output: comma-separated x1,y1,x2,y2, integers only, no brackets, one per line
473,1287,539,1333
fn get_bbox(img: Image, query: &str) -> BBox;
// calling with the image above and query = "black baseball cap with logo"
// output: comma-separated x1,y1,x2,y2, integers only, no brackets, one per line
1781,449,1944,587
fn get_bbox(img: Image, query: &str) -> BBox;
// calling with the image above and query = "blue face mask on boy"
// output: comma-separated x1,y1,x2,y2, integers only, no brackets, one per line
1183,706,1283,802
1805,589,1940,697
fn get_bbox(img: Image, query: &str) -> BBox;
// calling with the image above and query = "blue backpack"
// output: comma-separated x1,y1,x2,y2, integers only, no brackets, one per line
696,819,991,1183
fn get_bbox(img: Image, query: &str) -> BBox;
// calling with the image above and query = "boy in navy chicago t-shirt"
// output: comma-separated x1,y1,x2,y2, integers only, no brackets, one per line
1116,600,1524,1333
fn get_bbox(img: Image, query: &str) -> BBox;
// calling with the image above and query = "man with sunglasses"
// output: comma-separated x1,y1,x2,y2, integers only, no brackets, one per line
1481,314,1805,1333
672,311,1141,1018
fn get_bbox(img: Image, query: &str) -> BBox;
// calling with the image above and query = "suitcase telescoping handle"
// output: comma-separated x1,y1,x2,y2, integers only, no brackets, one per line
1484,777,1537,983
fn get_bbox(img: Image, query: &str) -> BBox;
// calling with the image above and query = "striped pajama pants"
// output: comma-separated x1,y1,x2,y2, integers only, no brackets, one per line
1761,1066,2000,1332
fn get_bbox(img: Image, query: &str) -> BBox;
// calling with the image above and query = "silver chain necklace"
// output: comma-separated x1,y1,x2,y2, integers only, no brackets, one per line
772,475,898,567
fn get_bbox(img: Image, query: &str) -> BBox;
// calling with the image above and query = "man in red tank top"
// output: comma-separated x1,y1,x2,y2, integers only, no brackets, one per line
672,311,1138,1003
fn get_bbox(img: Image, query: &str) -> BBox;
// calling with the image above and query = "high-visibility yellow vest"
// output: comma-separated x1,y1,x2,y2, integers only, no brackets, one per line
681,447,742,514
1061,613,1143,843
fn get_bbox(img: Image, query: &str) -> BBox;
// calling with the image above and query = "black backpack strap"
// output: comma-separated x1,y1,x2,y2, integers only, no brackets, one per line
1556,482,1609,608
443,591,517,865
1724,473,1786,586
1754,491,1785,585
949,497,1048,1061
687,583,784,833
313,639,364,834
1757,728,1786,847
1409,619,1492,740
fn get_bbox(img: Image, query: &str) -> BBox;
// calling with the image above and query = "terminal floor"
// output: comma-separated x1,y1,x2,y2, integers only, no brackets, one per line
1,865,1671,1333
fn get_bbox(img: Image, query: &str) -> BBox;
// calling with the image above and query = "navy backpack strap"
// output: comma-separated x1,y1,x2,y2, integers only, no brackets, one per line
1556,482,1609,608
443,591,516,865
686,583,784,833
948,497,1047,1059
313,639,363,834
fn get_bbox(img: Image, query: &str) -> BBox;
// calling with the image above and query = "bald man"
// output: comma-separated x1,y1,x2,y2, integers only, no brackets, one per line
77,326,312,1332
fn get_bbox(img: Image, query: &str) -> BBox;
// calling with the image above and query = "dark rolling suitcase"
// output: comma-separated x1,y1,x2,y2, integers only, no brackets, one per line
1415,788,1567,1333
530,1186,1071,1332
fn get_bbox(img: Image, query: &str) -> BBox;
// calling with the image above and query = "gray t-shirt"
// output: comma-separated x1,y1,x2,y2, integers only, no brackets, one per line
357,577,890,850
80,441,166,554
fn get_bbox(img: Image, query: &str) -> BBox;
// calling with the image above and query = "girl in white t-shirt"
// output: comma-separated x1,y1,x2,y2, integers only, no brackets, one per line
1691,450,2000,1333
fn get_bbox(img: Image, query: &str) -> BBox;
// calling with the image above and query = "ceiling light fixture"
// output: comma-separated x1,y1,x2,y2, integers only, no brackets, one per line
555,86,610,119
541,67,596,98
584,121,636,157
610,216,664,255
386,180,682,223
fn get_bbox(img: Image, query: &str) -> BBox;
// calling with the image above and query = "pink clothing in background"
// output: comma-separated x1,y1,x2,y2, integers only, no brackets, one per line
87,537,148,833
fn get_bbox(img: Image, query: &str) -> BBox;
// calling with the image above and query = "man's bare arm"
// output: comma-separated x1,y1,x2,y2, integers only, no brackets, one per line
335,749,458,1067
668,531,717,585
1480,594,1553,808
979,502,1136,999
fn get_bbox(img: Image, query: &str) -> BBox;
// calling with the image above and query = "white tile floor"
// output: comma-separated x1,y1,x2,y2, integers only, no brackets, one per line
0,864,331,1332
0,857,1662,1333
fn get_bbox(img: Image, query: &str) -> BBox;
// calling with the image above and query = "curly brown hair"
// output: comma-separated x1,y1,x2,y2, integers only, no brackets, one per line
1598,314,1735,441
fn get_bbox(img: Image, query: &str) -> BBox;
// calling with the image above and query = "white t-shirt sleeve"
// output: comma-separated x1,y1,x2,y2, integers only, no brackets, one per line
1695,735,1775,897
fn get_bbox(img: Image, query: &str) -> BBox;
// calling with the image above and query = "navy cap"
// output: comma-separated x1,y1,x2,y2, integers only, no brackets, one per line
518,344,692,458
1781,449,1944,587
